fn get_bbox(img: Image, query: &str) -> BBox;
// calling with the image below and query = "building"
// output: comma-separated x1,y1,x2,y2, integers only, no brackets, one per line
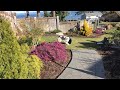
83,11,103,21
65,11,81,21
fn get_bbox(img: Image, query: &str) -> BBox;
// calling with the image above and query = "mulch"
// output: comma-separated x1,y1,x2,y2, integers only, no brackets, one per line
40,49,72,79
97,47,120,79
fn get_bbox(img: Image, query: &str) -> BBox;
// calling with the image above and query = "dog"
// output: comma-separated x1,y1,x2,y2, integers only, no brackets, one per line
56,32,72,45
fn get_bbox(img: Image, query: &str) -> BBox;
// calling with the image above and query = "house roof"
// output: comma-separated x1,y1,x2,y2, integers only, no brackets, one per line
65,11,81,21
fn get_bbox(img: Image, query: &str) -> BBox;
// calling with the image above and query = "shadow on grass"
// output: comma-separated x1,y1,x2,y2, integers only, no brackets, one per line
76,41,99,49
69,38,120,79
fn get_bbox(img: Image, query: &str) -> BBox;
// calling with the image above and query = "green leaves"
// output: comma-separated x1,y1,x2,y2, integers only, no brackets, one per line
56,11,68,21
0,17,43,79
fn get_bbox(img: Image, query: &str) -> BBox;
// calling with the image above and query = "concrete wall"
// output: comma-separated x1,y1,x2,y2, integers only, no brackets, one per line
18,17,78,33
18,17,57,32
59,21,77,33
0,11,19,35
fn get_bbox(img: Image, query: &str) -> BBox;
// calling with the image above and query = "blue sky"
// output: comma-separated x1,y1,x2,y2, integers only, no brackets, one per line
14,11,82,20
13,11,50,14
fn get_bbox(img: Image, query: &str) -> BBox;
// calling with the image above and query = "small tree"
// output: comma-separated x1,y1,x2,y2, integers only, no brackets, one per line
83,19,93,37
0,17,43,79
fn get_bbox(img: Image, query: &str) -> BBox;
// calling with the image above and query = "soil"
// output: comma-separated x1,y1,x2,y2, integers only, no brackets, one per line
97,47,120,79
40,49,72,79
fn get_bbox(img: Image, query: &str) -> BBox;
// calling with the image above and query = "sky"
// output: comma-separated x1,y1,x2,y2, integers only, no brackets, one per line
13,11,84,20
13,11,50,14
13,11,37,13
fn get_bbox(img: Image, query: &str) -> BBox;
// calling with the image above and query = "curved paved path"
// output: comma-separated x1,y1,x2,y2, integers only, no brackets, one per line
58,49,105,79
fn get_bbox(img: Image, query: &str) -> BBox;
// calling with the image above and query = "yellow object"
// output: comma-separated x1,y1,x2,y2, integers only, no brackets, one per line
83,19,92,37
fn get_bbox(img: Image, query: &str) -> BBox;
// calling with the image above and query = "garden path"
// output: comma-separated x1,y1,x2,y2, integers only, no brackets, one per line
58,49,105,79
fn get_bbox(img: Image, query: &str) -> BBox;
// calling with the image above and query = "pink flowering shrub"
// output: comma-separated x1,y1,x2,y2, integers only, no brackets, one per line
95,28,103,34
30,42,67,61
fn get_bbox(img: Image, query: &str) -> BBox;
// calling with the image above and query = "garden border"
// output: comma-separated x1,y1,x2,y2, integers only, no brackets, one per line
55,49,73,79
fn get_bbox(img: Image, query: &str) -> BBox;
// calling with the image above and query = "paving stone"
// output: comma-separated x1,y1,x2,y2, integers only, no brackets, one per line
58,49,105,79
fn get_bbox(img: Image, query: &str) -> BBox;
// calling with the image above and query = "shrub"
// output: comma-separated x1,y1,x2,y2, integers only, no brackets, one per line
45,32,51,34
18,36,33,46
25,55,43,79
95,28,103,34
117,27,120,30
110,30,120,46
0,17,43,79
30,42,67,61
29,28,44,46
18,28,44,46
104,29,115,34
83,19,93,36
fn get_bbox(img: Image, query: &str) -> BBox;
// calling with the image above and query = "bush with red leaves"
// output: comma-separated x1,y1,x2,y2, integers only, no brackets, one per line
30,42,67,61
95,28,103,34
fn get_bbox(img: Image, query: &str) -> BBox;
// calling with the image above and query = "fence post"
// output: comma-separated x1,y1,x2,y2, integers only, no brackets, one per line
56,16,60,30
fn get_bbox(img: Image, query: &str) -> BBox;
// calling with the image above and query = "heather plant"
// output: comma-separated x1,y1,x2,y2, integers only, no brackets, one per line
95,28,103,34
31,42,67,61
0,17,43,79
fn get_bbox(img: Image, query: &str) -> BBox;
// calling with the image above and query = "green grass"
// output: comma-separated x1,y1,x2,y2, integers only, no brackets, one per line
41,35,58,42
41,34,112,50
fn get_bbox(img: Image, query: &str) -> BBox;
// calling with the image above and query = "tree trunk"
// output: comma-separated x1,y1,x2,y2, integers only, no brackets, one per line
44,11,47,17
52,11,56,17
26,11,29,18
37,11,40,17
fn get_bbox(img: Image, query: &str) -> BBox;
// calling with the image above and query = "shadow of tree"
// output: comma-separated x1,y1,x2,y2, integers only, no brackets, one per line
67,57,105,78
76,41,99,49
99,48,120,79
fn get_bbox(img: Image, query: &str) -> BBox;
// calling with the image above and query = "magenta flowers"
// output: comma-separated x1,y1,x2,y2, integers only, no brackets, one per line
31,42,67,61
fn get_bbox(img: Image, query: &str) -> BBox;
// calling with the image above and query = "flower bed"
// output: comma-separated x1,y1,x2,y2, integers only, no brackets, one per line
40,49,72,79
31,42,67,61
30,42,72,79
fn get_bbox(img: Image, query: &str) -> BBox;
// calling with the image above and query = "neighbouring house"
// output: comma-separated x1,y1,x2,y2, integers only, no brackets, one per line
83,11,103,22
65,11,81,21
80,11,103,30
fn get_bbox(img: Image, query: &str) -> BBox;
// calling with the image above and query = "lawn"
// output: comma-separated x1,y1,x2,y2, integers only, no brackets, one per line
41,34,112,50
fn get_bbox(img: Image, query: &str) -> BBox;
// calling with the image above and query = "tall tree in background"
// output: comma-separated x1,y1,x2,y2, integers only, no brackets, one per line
75,11,94,15
26,11,29,18
55,11,68,21
49,11,68,21
44,11,49,17
37,11,40,17
52,11,56,17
